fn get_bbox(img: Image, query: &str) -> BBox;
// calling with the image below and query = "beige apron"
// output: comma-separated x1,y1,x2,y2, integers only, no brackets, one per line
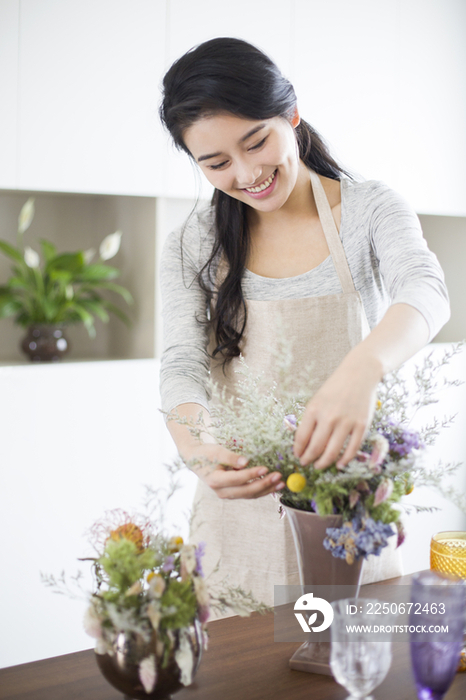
190,170,402,613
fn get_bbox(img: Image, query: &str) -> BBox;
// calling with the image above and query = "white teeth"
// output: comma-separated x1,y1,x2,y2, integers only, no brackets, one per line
245,170,276,193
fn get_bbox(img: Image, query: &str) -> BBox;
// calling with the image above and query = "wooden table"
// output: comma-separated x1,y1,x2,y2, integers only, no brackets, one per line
1,574,465,700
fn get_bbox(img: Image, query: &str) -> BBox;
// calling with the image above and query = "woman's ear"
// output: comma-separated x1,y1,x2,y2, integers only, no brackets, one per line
291,108,300,128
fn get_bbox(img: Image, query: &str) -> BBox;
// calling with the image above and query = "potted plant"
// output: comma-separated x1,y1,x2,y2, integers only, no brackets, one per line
0,198,133,361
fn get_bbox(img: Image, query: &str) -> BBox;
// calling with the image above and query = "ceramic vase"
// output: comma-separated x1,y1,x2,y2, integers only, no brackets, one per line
20,325,70,362
283,505,364,676
95,620,203,700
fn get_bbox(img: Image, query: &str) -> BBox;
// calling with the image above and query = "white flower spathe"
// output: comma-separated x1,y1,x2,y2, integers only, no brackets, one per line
18,198,35,234
83,248,96,264
139,655,157,693
24,246,40,268
99,231,122,261
175,630,194,686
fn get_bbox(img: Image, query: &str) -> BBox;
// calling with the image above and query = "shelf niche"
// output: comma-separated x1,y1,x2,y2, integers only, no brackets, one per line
0,190,156,363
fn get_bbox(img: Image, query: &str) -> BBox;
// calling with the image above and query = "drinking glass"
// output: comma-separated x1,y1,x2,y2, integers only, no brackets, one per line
409,570,466,700
430,531,466,672
330,598,396,700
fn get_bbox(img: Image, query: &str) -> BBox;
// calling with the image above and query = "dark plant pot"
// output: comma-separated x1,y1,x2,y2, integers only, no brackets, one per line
20,325,70,362
95,621,204,700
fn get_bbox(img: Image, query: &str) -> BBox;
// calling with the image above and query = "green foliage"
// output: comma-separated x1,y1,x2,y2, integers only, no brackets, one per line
161,580,198,630
99,539,156,593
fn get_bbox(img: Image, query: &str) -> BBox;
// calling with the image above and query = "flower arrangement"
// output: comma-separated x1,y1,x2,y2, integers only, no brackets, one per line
172,341,465,565
42,483,267,695
0,198,132,337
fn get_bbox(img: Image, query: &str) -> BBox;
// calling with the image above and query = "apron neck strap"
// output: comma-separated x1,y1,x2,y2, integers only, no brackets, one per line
309,170,355,294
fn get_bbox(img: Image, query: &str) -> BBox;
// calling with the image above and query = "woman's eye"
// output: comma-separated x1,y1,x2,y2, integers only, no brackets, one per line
249,137,267,151
209,161,228,170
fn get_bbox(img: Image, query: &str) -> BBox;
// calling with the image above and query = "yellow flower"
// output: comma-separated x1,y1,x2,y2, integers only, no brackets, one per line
108,523,145,551
286,473,306,493
168,535,184,553
376,400,382,409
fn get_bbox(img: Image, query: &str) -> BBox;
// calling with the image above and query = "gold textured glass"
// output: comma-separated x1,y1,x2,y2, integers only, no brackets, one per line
430,531,466,672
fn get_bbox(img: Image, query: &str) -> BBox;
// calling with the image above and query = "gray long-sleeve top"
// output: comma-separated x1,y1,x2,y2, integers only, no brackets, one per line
160,177,450,415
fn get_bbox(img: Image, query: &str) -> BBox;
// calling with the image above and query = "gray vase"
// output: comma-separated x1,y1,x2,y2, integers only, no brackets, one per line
283,505,364,675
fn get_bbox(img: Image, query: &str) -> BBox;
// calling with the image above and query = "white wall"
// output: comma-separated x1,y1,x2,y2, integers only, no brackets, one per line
0,358,197,669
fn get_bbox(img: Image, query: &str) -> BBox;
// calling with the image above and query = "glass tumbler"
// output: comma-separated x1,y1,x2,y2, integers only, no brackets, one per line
430,531,466,672
409,570,466,700
330,598,397,700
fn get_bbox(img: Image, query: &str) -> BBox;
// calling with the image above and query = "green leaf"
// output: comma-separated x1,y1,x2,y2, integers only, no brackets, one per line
101,300,132,326
80,299,110,323
48,269,73,285
47,252,85,274
78,264,120,282
89,281,133,305
0,240,23,263
7,277,28,290
70,303,96,337
0,298,23,318
40,239,58,263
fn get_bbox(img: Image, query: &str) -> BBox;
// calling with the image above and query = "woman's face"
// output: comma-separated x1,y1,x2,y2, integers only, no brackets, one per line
183,113,301,213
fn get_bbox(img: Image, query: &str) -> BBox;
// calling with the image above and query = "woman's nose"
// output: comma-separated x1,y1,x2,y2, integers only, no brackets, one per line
235,161,262,188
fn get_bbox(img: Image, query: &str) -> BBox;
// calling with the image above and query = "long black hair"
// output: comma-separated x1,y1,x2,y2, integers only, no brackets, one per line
160,37,349,362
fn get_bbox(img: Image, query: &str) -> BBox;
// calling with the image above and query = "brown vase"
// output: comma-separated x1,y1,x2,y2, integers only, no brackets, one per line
20,325,70,362
95,620,204,700
282,505,364,676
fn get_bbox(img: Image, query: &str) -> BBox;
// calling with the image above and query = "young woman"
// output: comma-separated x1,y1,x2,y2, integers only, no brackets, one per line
159,38,450,607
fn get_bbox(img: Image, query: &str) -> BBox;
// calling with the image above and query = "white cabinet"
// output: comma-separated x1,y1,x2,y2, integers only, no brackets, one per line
395,0,466,215
293,0,399,186
1,1,465,212
293,0,466,215
17,0,166,196
0,0,19,189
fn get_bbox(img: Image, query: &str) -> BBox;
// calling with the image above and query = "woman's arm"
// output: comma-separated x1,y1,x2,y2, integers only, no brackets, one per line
167,402,285,498
293,302,429,469
294,182,450,470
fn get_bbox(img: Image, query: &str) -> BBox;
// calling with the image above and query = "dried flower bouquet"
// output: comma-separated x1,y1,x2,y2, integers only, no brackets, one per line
172,341,465,565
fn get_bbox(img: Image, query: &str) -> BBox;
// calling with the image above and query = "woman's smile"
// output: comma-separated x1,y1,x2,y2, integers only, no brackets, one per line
242,169,278,198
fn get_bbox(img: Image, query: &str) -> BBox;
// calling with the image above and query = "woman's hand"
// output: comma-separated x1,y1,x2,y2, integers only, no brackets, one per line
293,304,431,469
293,354,381,470
187,443,285,499
167,402,285,499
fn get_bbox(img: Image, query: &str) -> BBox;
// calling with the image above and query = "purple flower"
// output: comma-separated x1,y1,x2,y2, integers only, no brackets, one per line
324,516,394,562
162,555,175,573
381,423,423,458
283,415,297,432
194,541,206,576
